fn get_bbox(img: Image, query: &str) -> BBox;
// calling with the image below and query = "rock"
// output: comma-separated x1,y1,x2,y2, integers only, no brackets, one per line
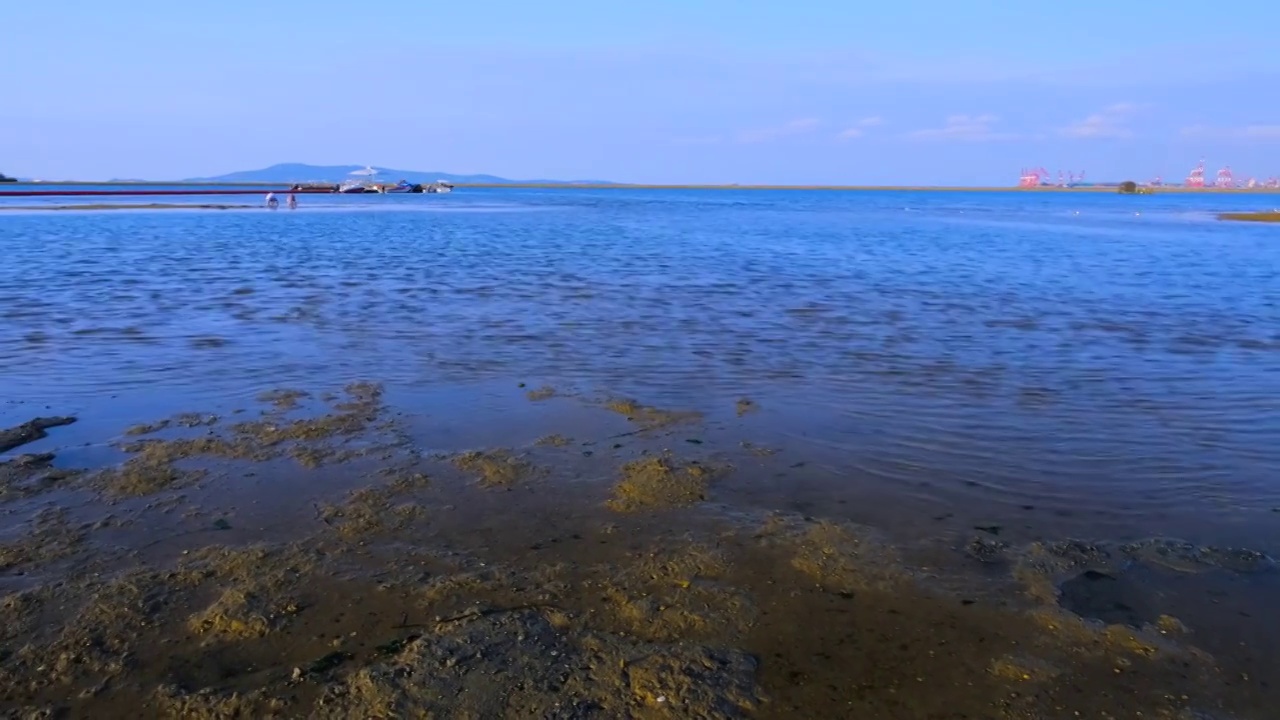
0,417,77,454
1057,570,1158,628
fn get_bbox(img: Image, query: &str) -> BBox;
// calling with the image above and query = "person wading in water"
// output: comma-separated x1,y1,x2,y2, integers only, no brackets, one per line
287,193,297,210
265,192,279,209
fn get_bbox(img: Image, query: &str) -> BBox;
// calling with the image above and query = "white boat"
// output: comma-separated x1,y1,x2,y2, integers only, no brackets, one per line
338,166,382,193
332,167,454,194
337,179,379,194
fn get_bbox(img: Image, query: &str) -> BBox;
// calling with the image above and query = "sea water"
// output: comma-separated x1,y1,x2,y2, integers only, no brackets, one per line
2,187,1278,549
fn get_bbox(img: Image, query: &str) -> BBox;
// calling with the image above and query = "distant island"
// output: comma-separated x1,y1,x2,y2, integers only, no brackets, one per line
183,163,611,186
0,172,15,183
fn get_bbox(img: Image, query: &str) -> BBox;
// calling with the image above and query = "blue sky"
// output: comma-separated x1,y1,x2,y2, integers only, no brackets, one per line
3,1,1278,184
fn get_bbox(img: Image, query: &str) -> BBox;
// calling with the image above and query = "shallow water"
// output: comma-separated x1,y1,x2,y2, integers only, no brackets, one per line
2,188,1279,549
5,188,1280,717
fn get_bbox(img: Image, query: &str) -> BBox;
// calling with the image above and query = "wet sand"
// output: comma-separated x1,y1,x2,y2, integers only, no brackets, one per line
3,383,1277,719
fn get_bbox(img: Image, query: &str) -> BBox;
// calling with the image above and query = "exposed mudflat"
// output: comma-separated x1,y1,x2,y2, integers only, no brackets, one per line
2,385,1278,719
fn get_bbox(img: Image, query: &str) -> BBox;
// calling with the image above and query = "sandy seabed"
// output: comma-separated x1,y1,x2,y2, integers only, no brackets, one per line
1,382,1276,719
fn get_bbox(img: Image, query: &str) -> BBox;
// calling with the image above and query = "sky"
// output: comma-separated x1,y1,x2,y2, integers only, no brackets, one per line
3,1,1279,185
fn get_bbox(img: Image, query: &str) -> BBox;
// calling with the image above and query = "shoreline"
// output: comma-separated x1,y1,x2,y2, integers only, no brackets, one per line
6,180,1280,193
462,183,1280,193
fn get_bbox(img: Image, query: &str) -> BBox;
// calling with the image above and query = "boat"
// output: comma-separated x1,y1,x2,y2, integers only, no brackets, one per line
323,168,455,194
338,166,383,194
383,179,454,193
337,179,379,193
384,180,422,194
289,182,338,193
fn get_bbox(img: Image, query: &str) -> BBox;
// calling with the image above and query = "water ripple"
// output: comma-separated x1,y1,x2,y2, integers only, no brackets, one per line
2,188,1279,543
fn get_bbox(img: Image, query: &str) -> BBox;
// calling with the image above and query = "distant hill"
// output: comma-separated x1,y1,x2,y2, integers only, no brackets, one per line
184,163,610,185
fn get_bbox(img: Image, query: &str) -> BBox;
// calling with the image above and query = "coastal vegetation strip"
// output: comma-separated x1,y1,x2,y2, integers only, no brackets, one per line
1218,211,1280,222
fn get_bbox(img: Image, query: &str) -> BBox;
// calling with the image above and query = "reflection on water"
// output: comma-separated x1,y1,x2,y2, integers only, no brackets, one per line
2,188,1279,547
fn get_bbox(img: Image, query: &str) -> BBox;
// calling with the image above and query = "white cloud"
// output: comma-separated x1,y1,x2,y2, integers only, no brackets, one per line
905,114,1016,141
1059,102,1142,139
1180,124,1280,140
735,117,822,143
837,116,884,140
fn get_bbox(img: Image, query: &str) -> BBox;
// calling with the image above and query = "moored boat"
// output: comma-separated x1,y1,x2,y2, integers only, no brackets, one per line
337,179,379,193
290,168,455,194
338,166,383,193
384,180,422,193
289,182,338,193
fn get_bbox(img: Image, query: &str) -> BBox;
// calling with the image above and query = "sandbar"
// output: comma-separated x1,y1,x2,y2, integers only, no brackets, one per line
1218,211,1280,222
0,202,256,211
460,183,1280,193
